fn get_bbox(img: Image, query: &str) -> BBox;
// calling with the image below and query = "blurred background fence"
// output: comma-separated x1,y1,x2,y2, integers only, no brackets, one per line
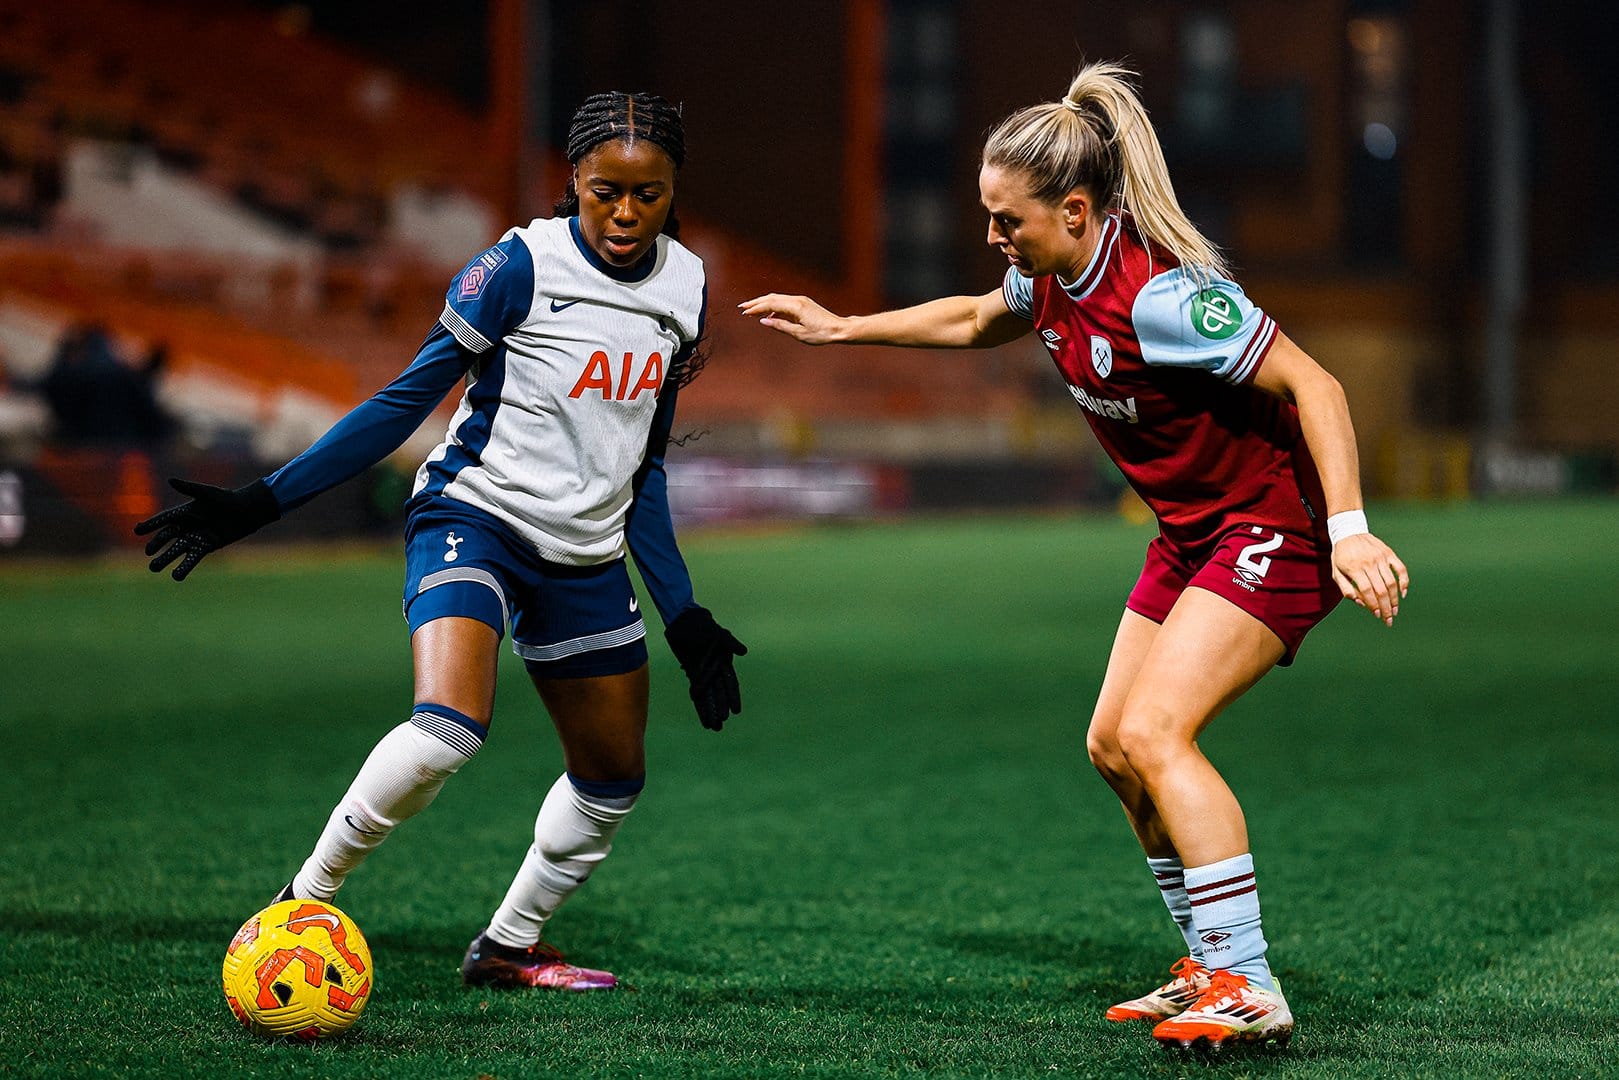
0,0,1613,557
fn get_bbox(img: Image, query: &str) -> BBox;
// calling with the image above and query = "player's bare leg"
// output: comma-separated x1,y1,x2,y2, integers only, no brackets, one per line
411,616,502,727
284,617,498,903
1087,609,1213,1021
536,665,650,784
1087,609,1171,857
1114,588,1278,871
465,666,650,991
1112,587,1293,1048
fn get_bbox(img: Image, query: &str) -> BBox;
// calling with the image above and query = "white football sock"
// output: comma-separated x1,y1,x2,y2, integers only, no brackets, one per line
483,773,639,949
292,704,486,901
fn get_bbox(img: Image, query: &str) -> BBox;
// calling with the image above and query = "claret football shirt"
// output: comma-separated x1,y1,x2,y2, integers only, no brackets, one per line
1003,215,1327,550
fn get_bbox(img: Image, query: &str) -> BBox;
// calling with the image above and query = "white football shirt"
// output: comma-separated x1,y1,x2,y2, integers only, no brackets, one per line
418,216,706,564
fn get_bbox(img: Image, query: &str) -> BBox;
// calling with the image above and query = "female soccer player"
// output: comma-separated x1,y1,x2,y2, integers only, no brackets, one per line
137,91,746,992
743,61,1408,1048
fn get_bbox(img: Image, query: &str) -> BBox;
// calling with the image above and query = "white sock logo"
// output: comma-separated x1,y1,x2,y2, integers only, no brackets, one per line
444,532,464,563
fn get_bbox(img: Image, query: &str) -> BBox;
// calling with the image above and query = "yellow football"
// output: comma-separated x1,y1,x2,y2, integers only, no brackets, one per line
221,898,373,1040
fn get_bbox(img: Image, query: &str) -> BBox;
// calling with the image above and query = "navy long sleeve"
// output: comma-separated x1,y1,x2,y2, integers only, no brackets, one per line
625,378,697,626
263,324,474,513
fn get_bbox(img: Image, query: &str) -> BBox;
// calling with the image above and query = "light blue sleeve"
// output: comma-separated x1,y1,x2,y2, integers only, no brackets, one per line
1001,267,1035,319
1131,267,1278,384
437,232,535,354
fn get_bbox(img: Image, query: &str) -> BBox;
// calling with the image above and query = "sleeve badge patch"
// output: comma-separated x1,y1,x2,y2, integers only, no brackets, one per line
458,246,509,301
1190,287,1241,340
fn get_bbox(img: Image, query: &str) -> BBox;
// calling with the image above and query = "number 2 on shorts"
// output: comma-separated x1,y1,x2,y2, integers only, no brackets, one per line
1235,528,1285,581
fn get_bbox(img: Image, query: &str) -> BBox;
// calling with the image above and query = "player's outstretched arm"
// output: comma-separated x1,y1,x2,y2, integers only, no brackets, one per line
135,324,475,581
134,478,281,581
740,289,1028,349
1252,332,1410,626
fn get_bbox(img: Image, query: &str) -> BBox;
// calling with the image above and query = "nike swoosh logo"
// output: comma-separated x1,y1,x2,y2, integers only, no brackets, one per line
629,597,639,613
286,912,342,932
549,298,583,312
344,814,385,837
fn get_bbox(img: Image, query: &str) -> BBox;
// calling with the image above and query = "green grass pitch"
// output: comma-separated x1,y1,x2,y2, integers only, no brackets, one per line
3,500,1616,1078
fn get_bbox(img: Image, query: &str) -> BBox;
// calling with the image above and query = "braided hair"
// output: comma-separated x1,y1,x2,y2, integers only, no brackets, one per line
553,91,687,238
554,91,706,389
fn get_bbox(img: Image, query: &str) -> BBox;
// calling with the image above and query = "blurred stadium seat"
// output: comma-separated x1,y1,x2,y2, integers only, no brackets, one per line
0,0,1609,556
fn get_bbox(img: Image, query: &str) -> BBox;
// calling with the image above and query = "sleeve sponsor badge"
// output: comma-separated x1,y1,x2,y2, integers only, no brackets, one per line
1190,287,1241,340
457,246,509,301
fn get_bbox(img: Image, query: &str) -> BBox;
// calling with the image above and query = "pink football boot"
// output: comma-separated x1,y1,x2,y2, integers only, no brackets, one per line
461,931,618,991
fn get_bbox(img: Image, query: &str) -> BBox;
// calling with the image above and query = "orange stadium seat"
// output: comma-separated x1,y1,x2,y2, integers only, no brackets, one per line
0,0,1033,426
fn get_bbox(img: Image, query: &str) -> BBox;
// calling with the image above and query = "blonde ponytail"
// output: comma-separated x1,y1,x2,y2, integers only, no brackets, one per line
984,60,1228,280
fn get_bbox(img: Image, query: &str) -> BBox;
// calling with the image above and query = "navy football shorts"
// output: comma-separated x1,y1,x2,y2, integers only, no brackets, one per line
402,497,648,679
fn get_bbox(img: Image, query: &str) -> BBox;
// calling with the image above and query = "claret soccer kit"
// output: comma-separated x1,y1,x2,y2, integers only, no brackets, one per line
1002,214,1341,660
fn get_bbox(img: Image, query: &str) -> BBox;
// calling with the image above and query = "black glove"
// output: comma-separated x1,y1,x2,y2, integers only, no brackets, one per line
134,478,281,581
664,606,747,731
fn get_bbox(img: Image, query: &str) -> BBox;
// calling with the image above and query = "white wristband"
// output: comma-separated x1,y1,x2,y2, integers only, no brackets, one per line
1327,509,1369,546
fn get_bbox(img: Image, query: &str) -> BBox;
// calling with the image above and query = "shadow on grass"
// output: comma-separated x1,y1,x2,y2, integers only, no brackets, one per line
2,908,243,946
937,926,1155,993
0,905,678,978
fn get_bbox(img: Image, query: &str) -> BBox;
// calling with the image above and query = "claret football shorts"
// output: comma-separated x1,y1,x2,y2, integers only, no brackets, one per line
1126,524,1342,665
402,496,648,679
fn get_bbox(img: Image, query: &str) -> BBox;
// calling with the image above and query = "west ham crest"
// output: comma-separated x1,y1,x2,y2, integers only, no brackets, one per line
1089,335,1113,378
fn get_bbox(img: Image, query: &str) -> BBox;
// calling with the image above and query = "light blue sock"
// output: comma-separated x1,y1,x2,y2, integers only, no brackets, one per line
1184,852,1275,990
1147,856,1204,963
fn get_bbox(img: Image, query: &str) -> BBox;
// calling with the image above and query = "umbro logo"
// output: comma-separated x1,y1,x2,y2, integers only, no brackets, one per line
1040,328,1063,353
1200,930,1231,946
550,298,583,312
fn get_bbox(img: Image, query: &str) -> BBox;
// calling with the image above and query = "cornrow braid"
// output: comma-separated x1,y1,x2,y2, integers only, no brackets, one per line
553,91,687,237
565,91,685,167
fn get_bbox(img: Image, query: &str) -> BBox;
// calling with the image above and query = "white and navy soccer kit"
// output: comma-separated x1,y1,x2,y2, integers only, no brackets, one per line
264,216,707,678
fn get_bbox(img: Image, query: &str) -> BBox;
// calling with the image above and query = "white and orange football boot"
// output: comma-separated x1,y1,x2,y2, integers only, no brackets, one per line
1105,956,1211,1023
1151,968,1293,1050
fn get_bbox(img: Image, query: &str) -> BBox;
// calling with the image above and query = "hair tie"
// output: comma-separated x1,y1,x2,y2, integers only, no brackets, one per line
1060,97,1083,112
